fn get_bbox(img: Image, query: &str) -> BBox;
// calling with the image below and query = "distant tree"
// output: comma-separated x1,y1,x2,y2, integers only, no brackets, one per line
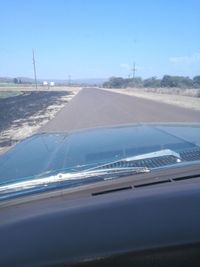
193,76,200,88
161,75,175,87
161,75,193,88
111,77,125,88
103,77,125,88
143,77,161,87
128,77,143,88
176,76,193,88
103,77,143,88
13,78,18,84
103,75,196,89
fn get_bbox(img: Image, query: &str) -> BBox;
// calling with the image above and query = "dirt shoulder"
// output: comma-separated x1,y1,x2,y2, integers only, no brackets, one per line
0,90,80,154
102,88,200,111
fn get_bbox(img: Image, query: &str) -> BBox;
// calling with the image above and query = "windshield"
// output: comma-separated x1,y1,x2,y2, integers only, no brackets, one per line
1,124,200,200
1,1,200,200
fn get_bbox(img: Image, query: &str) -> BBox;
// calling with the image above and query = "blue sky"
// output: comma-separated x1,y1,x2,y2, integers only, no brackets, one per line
0,0,200,79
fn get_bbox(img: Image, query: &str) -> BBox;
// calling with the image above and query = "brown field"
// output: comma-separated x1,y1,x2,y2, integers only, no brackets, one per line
103,88,200,111
0,85,81,92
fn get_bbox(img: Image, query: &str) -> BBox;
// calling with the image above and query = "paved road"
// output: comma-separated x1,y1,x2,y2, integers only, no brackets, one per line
40,88,200,132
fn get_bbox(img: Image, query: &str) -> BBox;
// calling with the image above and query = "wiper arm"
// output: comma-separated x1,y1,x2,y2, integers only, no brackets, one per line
0,149,181,200
0,167,149,198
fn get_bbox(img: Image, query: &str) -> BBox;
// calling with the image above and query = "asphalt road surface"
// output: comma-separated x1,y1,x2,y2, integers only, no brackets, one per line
40,88,200,133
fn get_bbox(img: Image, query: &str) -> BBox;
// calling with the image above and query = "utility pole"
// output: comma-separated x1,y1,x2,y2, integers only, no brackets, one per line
132,61,136,79
32,49,38,90
68,75,71,86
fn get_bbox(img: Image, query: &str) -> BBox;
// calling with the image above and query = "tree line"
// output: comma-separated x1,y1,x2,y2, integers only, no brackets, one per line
103,75,200,89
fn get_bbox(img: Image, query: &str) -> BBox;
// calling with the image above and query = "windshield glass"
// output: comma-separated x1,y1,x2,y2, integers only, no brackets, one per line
0,1,200,200
0,124,200,200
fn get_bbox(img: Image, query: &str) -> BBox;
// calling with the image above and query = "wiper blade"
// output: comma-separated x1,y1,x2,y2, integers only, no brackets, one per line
125,149,181,161
88,149,181,171
0,167,149,199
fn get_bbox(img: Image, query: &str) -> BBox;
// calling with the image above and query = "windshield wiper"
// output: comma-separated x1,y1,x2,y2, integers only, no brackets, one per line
88,149,181,171
0,167,150,199
0,149,181,200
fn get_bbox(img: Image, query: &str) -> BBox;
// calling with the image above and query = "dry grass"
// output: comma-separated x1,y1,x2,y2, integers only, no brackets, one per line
139,87,200,98
0,85,81,92
103,88,200,111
